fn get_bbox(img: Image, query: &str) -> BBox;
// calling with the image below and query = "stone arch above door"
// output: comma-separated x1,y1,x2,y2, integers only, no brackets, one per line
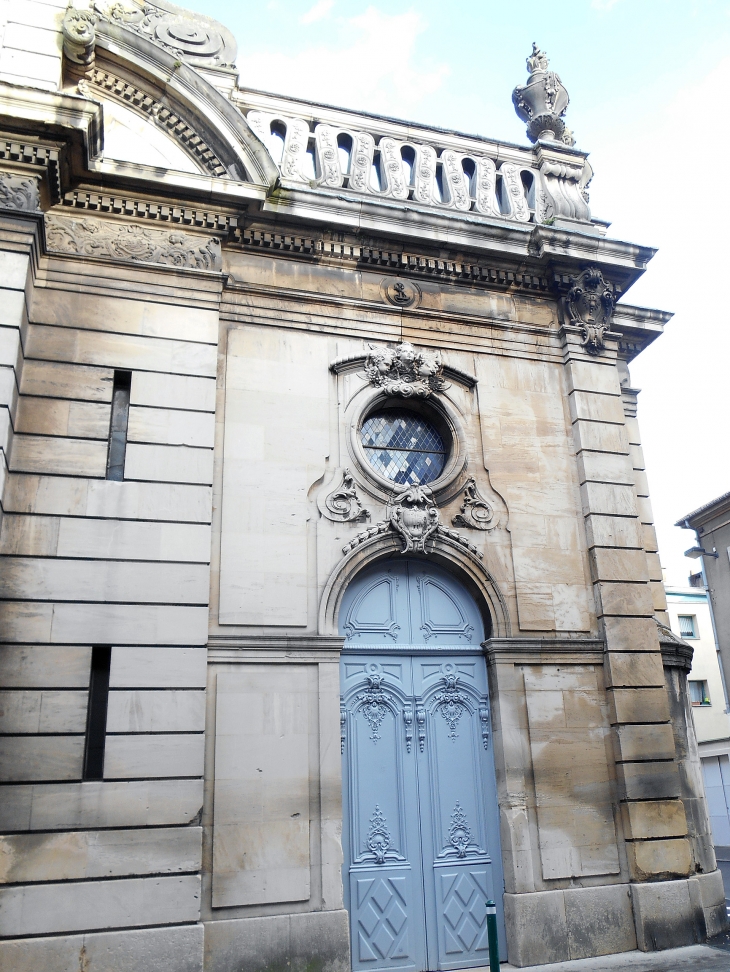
320,532,511,639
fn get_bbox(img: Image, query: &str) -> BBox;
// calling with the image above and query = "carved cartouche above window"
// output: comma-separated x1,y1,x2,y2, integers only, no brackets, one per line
341,485,482,560
565,266,616,355
364,342,445,399
45,215,222,271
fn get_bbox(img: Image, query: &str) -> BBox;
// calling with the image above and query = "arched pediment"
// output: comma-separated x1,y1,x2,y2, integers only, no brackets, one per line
79,8,279,188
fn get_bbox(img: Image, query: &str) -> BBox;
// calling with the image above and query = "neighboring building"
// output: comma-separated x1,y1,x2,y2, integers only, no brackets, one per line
0,8,725,972
667,587,730,846
678,492,730,707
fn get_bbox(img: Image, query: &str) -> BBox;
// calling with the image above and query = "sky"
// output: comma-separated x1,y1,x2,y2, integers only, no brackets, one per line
184,0,730,587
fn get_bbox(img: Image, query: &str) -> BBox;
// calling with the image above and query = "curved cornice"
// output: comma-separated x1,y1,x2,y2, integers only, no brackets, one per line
94,23,278,188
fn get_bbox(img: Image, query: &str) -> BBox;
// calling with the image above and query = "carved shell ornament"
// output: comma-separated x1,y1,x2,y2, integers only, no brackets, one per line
565,266,615,355
93,0,237,68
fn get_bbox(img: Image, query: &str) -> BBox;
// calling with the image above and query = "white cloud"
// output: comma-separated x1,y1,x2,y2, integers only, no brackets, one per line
238,6,449,117
299,0,334,24
591,0,622,9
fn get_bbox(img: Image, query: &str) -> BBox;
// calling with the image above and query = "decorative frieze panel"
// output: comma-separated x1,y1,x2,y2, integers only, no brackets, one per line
45,214,222,271
0,172,40,212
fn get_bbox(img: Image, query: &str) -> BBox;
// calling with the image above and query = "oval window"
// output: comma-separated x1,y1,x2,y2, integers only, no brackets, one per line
360,410,446,486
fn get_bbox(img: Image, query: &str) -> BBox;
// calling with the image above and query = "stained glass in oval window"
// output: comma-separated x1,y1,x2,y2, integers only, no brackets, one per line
360,411,447,485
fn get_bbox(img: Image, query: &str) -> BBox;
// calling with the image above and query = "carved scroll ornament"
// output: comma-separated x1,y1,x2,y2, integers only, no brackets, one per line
452,478,495,531
364,341,445,398
0,173,40,212
566,266,615,354
45,215,222,271
447,802,475,858
62,9,97,65
320,468,369,523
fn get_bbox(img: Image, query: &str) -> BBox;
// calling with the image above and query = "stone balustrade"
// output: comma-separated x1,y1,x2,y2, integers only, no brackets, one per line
245,108,548,222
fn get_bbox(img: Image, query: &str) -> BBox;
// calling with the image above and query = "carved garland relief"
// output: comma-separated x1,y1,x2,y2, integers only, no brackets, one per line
0,172,40,212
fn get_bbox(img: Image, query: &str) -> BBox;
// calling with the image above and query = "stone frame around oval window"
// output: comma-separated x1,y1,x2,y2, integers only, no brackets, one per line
346,385,468,500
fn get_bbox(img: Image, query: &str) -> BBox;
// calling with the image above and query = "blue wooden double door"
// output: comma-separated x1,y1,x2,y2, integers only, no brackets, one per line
340,559,505,972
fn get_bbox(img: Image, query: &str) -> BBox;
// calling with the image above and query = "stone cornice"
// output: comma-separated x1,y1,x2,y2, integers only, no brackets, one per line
60,189,237,232
0,84,103,167
483,637,604,664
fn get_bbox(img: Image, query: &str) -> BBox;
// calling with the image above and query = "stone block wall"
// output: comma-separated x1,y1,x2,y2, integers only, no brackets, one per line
0,211,220,967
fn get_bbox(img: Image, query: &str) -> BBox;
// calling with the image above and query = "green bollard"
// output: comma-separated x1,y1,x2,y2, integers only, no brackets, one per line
486,899,499,971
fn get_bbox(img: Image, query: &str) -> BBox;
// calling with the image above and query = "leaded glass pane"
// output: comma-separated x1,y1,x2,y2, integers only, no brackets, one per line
361,411,446,485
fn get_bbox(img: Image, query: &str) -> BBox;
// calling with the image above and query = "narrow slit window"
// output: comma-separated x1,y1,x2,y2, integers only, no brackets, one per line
83,646,112,780
106,370,131,481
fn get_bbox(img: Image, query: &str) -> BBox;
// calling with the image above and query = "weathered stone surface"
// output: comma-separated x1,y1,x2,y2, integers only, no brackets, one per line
613,723,676,762
0,923,204,972
212,668,311,907
0,779,203,830
0,827,202,883
616,760,681,801
563,884,637,960
204,911,350,972
630,879,705,951
607,687,670,724
694,870,727,938
504,889,569,966
621,800,688,840
626,837,692,881
0,874,201,936
524,668,619,879
604,652,666,688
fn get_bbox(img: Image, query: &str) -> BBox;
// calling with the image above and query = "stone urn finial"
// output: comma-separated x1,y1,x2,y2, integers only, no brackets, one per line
512,42,575,146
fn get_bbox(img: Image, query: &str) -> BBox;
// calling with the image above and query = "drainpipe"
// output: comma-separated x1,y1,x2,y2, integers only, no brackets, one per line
681,518,730,713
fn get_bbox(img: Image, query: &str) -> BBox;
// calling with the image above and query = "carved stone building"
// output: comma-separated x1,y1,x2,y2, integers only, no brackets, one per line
0,6,725,971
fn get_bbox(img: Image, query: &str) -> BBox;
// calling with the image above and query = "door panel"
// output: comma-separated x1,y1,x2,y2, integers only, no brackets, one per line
341,560,504,972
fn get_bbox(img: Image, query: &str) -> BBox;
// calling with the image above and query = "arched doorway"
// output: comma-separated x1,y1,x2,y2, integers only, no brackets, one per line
339,558,506,972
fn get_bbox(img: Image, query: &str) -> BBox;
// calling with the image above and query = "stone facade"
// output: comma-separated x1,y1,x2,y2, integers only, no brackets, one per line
0,7,725,971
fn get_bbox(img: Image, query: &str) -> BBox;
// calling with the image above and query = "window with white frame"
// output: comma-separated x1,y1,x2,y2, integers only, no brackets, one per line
678,614,698,639
689,680,711,706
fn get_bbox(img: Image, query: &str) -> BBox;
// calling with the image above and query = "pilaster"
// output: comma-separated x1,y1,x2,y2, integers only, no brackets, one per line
561,325,691,882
